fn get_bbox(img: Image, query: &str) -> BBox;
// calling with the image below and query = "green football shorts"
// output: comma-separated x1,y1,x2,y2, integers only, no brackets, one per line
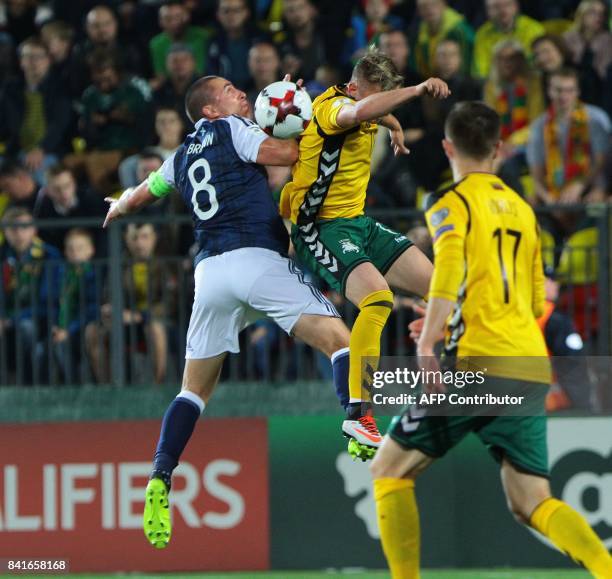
388,378,550,477
291,215,413,294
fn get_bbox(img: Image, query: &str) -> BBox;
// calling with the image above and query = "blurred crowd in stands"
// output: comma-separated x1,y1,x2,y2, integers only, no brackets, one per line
0,0,610,407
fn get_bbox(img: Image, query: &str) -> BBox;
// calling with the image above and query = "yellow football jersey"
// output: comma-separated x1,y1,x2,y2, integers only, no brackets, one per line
280,85,377,223
425,172,551,383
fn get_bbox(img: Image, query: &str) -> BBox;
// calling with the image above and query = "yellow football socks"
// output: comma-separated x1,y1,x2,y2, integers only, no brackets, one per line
531,498,612,578
374,477,420,579
348,289,394,402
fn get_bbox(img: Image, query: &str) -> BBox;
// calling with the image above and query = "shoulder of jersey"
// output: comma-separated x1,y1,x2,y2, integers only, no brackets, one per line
425,177,467,211
314,85,355,109
229,114,255,125
228,114,267,134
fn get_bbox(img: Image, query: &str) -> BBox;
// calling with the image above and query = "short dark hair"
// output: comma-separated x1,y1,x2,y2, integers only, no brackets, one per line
445,102,500,160
65,227,94,245
1,206,32,224
18,36,48,57
167,42,195,57
0,159,28,179
89,49,120,74
162,0,186,9
531,34,570,64
185,76,219,123
46,163,74,180
41,20,75,43
549,66,579,84
138,147,165,164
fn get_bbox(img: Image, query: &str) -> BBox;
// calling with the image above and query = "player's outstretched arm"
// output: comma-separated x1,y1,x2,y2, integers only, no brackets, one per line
336,78,450,129
103,181,158,228
256,137,299,166
377,113,410,156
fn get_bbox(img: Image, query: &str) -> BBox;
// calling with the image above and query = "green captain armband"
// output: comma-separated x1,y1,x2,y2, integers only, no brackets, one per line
148,170,174,198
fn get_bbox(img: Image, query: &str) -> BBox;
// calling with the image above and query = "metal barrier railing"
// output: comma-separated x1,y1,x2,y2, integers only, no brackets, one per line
0,204,610,402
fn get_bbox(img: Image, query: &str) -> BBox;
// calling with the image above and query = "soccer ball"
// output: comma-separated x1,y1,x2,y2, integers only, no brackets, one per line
254,81,312,139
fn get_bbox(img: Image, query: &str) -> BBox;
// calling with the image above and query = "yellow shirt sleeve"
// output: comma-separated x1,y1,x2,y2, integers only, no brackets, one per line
425,192,469,301
532,225,546,318
315,96,356,135
278,184,291,219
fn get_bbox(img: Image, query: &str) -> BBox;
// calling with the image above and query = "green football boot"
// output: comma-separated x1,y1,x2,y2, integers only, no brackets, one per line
347,437,378,462
143,478,171,549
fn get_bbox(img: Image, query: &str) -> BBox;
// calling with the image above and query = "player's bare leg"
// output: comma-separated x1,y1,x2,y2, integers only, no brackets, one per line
384,245,433,299
291,313,350,359
340,262,394,459
501,459,612,577
146,320,168,384
84,322,109,383
370,436,434,579
143,354,225,549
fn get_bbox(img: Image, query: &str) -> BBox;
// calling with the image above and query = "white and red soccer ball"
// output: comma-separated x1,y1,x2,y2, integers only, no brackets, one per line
254,81,312,139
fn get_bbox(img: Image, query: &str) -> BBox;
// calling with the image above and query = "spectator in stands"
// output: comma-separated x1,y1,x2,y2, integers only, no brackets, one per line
473,0,545,78
135,150,164,183
527,67,610,208
53,228,100,385
119,109,184,188
39,20,77,96
70,55,151,191
86,223,168,384
152,43,198,128
305,64,342,99
246,41,281,108
484,40,544,194
0,37,72,182
0,206,62,385
378,29,422,88
0,159,41,216
208,0,265,90
36,164,108,252
413,0,474,77
532,34,571,100
0,31,14,81
563,0,612,82
377,30,424,137
424,38,482,129
417,39,483,188
346,0,405,62
532,34,570,77
150,1,210,85
276,0,327,82
72,5,144,98
1,0,41,46
372,31,427,201
563,0,612,106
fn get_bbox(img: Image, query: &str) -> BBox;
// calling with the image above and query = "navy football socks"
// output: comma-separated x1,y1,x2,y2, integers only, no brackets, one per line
150,391,205,489
331,347,350,410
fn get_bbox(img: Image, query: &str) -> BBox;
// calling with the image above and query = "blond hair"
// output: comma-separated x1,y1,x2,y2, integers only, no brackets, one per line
573,0,606,35
351,49,404,91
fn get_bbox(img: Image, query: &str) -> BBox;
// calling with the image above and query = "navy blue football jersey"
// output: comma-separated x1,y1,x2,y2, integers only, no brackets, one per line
156,115,289,265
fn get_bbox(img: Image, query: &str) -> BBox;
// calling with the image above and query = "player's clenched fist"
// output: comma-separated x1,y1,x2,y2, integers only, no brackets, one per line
416,78,451,99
